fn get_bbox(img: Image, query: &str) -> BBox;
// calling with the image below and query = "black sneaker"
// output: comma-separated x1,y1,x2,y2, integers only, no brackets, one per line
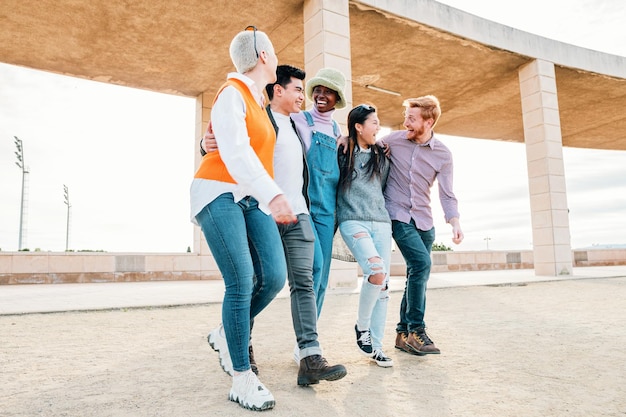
355,324,374,357
371,349,394,368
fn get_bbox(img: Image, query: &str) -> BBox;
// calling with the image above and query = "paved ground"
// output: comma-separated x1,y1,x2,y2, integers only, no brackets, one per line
1,266,625,416
2,266,625,315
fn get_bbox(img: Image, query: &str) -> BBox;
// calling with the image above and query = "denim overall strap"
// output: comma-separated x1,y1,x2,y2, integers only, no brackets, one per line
303,110,340,317
303,110,339,138
303,110,315,127
303,113,339,218
332,119,340,138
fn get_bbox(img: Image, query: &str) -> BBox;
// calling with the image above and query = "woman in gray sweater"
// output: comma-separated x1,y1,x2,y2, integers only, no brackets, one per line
336,104,393,367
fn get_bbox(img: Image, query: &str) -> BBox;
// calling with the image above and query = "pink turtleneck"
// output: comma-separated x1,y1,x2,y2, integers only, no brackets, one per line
290,105,339,152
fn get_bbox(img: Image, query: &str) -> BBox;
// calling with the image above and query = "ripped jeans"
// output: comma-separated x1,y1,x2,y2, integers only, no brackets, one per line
339,220,392,351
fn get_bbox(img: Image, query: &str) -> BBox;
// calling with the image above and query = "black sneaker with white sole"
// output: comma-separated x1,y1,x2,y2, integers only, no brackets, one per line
354,324,374,356
371,349,394,367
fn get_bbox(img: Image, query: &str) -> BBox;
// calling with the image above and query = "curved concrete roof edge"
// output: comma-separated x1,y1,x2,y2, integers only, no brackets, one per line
354,0,626,79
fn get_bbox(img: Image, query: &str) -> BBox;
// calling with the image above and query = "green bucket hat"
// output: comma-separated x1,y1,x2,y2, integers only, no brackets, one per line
305,67,347,109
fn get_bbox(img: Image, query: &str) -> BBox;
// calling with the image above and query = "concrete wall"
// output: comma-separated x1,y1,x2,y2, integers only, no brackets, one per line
1,249,624,285
0,252,221,285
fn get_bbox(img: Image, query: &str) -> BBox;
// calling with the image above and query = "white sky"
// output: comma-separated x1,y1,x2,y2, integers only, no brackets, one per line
1,0,625,253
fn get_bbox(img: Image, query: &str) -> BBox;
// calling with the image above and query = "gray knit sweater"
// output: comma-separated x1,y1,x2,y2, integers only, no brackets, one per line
336,147,391,224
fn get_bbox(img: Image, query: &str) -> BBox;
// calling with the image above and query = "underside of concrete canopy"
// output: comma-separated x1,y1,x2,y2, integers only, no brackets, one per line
2,0,625,277
2,0,625,149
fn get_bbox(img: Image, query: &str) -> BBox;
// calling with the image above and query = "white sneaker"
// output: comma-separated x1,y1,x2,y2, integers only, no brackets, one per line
293,342,300,365
208,324,233,376
229,370,275,411
371,349,394,368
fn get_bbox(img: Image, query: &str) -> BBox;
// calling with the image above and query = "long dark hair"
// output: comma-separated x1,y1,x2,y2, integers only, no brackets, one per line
338,104,386,192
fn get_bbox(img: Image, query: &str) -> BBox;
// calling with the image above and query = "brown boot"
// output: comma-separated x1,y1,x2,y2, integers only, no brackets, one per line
297,355,347,386
405,328,440,355
395,332,414,354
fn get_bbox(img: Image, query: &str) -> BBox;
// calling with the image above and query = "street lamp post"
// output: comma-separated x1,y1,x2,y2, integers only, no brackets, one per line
63,184,71,251
484,236,492,250
14,136,29,251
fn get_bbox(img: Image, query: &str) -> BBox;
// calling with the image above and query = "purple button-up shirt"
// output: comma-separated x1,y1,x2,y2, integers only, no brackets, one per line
382,130,460,231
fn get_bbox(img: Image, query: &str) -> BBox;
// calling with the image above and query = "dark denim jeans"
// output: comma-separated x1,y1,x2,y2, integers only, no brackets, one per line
196,193,286,372
391,220,436,333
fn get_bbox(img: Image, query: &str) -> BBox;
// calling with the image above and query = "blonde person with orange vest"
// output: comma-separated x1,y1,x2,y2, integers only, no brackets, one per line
189,26,294,412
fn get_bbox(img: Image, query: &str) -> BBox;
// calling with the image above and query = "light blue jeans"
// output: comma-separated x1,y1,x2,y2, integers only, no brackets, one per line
310,211,335,318
339,220,392,351
196,193,286,372
306,129,339,318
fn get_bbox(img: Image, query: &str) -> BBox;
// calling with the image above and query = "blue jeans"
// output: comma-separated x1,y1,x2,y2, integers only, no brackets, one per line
277,213,322,358
196,193,286,372
391,220,435,333
339,220,392,351
310,212,335,318
306,130,339,318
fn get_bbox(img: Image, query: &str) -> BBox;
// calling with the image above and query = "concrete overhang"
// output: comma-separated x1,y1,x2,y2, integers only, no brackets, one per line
2,0,625,150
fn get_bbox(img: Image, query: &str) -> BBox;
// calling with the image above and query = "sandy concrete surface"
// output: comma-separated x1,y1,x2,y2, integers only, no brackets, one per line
1,277,625,417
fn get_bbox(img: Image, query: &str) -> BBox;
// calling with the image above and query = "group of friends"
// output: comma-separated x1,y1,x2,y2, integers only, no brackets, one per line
189,26,464,411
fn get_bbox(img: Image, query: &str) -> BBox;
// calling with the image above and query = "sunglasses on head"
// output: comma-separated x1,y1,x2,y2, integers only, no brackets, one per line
245,25,259,58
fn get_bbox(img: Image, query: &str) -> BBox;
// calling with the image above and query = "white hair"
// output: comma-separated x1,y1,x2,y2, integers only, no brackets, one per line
229,28,273,74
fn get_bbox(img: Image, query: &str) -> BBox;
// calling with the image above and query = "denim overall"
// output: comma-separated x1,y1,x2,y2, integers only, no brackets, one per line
303,110,340,317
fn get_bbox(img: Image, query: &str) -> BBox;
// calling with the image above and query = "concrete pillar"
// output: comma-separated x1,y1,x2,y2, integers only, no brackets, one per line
518,59,573,276
303,0,357,286
303,0,352,128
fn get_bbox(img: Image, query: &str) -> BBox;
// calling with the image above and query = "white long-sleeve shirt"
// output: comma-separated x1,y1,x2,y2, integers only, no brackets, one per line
189,73,282,224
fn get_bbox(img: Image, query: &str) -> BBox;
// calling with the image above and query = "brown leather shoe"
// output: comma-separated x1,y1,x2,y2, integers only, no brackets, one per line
249,345,259,375
405,328,440,355
395,332,419,355
297,355,347,386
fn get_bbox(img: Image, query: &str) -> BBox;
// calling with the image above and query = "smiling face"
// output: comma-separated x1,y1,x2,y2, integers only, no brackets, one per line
274,77,304,115
311,85,339,113
356,112,380,149
403,106,433,143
